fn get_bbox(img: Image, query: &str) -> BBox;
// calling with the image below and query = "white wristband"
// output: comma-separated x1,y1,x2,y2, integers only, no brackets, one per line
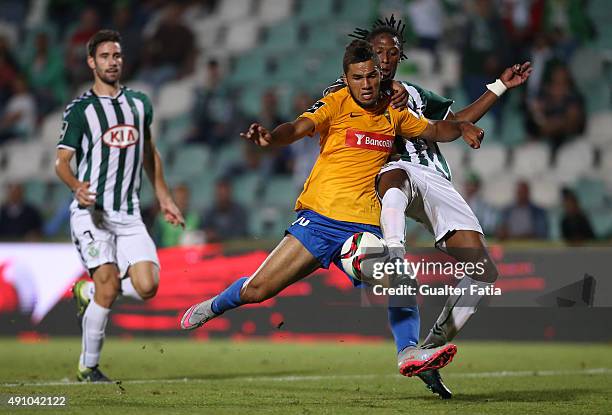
486,79,507,97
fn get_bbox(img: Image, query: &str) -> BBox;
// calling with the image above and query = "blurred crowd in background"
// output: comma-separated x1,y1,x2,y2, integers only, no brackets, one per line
0,0,610,246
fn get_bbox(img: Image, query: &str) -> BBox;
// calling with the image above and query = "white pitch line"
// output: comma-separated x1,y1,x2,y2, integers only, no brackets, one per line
1,368,610,388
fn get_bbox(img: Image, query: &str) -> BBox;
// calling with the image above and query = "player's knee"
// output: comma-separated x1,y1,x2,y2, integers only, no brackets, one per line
95,276,120,305
135,278,158,300
471,256,499,284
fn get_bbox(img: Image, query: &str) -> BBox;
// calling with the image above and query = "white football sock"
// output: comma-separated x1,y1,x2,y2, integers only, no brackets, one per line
79,300,110,368
120,278,144,301
82,281,95,301
381,188,408,258
83,278,143,301
423,276,493,347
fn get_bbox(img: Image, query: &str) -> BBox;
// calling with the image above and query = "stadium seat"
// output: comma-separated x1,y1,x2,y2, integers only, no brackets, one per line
574,177,609,210
296,0,335,23
263,176,299,208
189,174,215,211
439,48,460,88
438,142,465,172
403,48,435,77
258,0,294,24
260,19,301,53
467,143,507,177
24,179,48,207
230,52,269,84
40,110,63,144
193,18,223,52
585,112,612,148
511,142,551,178
552,141,595,183
600,147,612,183
224,19,261,54
590,211,612,239
156,79,196,121
3,143,47,181
169,145,211,181
529,176,561,208
232,174,264,206
481,173,514,208
337,0,374,24
216,0,255,22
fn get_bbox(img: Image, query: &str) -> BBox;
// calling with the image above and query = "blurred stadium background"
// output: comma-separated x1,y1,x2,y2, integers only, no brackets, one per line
0,0,611,406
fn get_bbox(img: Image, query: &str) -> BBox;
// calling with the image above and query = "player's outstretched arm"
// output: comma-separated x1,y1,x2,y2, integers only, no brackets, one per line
55,148,96,207
240,117,316,148
450,62,532,123
421,120,484,149
143,129,185,227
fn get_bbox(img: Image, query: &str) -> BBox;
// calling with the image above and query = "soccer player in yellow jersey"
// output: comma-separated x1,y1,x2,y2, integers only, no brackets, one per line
181,40,483,376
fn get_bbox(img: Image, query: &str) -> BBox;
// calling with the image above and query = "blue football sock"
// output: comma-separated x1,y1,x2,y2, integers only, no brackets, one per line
388,305,420,354
211,277,249,314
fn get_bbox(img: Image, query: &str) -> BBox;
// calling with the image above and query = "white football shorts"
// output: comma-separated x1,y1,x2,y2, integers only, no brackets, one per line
70,208,159,278
378,160,483,245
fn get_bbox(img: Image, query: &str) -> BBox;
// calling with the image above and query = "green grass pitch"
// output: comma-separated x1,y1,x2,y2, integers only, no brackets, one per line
0,338,610,414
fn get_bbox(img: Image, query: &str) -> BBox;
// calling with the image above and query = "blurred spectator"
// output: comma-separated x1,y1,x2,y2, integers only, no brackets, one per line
463,172,498,236
0,77,37,143
525,63,586,152
500,0,545,62
543,0,596,60
0,36,19,108
290,92,319,190
461,0,510,129
254,89,293,175
184,59,242,148
0,183,43,240
201,180,248,243
153,184,202,247
560,188,595,243
21,31,68,117
525,32,556,99
111,2,144,79
65,7,100,87
138,3,195,89
407,0,445,67
497,180,548,240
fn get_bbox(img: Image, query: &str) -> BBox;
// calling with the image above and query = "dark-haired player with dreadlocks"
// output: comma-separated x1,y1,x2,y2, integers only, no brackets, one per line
326,16,532,398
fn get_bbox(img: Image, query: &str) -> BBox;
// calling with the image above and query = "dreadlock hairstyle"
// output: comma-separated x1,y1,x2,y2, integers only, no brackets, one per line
349,14,407,60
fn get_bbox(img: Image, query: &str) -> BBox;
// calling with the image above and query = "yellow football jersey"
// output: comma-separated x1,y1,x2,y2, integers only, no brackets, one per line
296,87,429,225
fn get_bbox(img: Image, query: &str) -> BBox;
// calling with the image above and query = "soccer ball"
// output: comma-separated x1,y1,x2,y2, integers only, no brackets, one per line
340,232,389,281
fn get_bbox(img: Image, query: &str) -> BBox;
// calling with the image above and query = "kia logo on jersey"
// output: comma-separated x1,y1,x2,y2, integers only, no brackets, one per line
345,128,393,152
102,125,139,148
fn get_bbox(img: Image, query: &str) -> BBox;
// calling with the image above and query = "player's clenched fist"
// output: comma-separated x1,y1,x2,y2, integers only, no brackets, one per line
458,122,484,149
74,181,96,207
240,123,272,147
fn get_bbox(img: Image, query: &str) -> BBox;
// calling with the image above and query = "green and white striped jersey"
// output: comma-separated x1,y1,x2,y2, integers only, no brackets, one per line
57,86,153,215
399,82,454,180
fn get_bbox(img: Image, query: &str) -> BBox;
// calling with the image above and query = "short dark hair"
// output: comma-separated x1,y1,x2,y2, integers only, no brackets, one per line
349,15,407,60
87,29,122,57
343,39,380,74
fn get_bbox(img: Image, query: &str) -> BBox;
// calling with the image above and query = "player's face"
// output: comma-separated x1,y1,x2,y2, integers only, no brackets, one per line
88,41,123,85
344,60,382,108
371,33,401,80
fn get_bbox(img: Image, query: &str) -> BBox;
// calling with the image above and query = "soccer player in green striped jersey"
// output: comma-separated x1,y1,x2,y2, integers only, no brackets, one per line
338,16,532,398
55,30,184,382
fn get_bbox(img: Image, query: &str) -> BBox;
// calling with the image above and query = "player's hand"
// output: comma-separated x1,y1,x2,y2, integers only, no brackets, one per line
391,80,408,109
160,197,185,228
500,62,532,89
240,123,273,147
74,181,96,207
459,122,484,149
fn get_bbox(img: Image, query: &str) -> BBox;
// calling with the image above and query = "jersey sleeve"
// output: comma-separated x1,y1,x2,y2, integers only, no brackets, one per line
411,83,454,120
298,93,338,135
396,108,430,138
57,107,85,150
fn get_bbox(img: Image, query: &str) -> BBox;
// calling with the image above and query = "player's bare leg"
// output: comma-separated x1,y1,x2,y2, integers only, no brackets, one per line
181,235,320,330
77,263,119,382
423,230,498,347
126,261,160,300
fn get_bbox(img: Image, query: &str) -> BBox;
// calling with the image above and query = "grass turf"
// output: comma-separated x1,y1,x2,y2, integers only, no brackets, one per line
0,338,611,414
